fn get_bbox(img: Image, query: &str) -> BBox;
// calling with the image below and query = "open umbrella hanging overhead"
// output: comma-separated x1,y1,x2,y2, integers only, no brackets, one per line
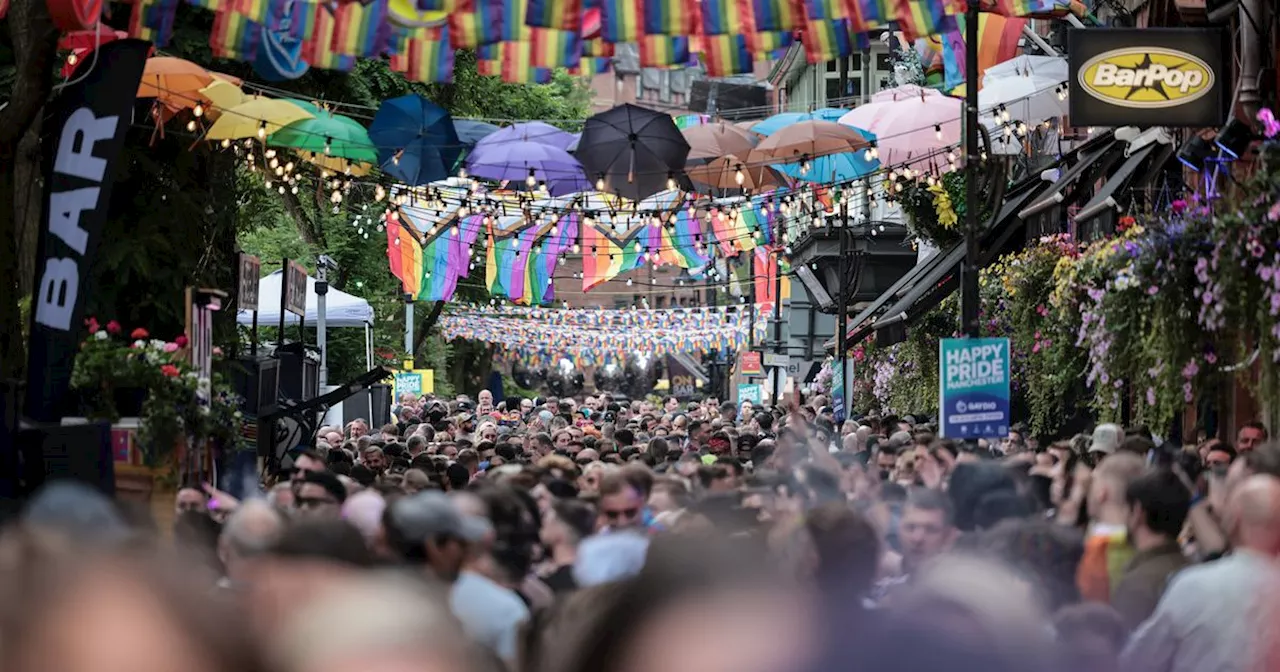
453,119,500,148
369,94,461,186
747,120,872,172
270,109,378,165
750,107,849,136
480,121,577,151
682,121,759,163
465,140,589,196
574,103,691,202
687,154,787,192
204,97,314,141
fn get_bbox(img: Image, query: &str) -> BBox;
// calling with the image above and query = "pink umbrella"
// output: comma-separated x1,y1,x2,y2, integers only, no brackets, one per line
838,85,961,171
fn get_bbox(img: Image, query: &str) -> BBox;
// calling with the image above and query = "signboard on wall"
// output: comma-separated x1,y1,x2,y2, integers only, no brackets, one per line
393,369,434,398
667,356,697,400
938,338,1010,439
238,253,260,310
737,383,763,405
284,259,307,317
739,351,762,376
1068,28,1228,128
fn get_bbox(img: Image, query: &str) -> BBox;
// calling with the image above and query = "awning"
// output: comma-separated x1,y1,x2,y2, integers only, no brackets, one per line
829,132,1132,351
1074,142,1174,222
1018,133,1124,219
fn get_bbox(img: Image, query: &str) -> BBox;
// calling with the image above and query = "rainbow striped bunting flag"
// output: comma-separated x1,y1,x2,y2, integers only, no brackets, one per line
330,0,388,57
303,3,356,70
751,0,801,31
802,16,853,63
401,26,455,82
747,29,792,54
582,37,615,56
842,0,887,31
526,0,581,30
573,56,613,75
939,12,1024,90
700,0,742,34
529,27,582,68
500,0,527,41
386,215,424,298
449,0,505,47
803,0,846,20
643,0,698,35
638,34,690,67
600,0,642,42
894,0,952,40
983,0,1057,15
210,10,261,57
700,34,753,76
132,0,181,46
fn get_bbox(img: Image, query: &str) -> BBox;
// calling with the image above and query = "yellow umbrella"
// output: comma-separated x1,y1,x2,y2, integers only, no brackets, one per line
205,98,314,141
304,153,374,176
197,79,248,120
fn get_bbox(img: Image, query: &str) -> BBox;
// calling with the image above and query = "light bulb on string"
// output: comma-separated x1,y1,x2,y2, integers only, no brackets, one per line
68,52,78,66
626,278,633,286
244,139,253,148
667,173,676,191
274,166,284,176
186,120,197,132
734,165,745,185
193,103,204,118
934,125,943,141
257,122,267,140
572,243,581,253
324,137,332,155
221,139,231,149
526,168,537,187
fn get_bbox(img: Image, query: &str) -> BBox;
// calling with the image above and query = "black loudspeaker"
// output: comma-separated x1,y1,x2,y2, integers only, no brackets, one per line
18,422,114,498
222,357,281,415
342,389,372,426
275,343,319,402
369,384,391,428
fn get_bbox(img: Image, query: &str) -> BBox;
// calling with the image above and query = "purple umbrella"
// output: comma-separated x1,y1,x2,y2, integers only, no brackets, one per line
480,121,577,151
465,140,590,196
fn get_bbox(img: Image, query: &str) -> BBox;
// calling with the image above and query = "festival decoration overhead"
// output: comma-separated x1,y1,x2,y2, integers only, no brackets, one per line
682,122,761,163
465,140,590,196
575,104,692,201
368,94,463,186
838,85,962,169
453,119,502,148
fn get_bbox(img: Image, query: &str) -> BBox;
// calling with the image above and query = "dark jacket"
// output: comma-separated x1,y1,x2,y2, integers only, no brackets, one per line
1111,540,1189,631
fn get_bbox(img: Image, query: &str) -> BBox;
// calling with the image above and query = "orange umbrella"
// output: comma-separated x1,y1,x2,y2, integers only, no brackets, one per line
137,57,213,111
687,154,787,192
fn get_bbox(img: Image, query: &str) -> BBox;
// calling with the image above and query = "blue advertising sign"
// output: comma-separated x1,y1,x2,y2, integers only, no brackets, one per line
939,338,1010,439
831,361,846,424
737,383,763,405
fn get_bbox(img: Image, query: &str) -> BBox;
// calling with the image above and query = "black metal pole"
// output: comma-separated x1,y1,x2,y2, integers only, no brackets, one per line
960,0,981,338
836,198,849,423
772,210,784,403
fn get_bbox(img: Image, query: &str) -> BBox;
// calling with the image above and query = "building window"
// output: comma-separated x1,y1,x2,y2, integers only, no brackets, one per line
821,56,863,106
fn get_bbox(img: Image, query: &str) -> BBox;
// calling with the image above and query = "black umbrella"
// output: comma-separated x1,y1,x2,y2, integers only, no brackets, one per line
574,104,691,201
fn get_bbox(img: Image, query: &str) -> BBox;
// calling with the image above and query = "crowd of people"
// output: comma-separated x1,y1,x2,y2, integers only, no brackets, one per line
8,388,1280,672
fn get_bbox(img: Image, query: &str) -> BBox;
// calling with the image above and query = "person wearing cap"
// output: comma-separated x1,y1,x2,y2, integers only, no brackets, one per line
1089,423,1124,462
384,491,491,583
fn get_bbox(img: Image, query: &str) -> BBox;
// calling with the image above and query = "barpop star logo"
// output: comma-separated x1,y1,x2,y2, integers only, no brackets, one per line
1078,47,1214,110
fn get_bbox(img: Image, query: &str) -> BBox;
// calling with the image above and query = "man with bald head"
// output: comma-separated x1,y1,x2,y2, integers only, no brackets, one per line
217,500,285,590
1122,474,1280,672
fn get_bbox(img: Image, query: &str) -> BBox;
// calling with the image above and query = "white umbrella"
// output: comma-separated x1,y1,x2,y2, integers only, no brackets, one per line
979,56,1069,131
838,85,961,170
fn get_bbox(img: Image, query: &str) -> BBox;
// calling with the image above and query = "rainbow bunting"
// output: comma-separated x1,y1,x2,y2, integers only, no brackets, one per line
416,0,459,10
667,209,711,268
583,37,615,56
186,0,226,13
753,247,778,306
386,216,425,298
802,17,853,63
700,0,744,34
747,29,792,54
573,56,613,75
751,0,800,31
803,0,845,20
500,0,527,41
600,0,642,42
529,27,581,68
526,0,580,30
643,0,697,35
402,26,455,82
498,42,556,82
638,34,690,67
532,215,577,305
939,13,1024,90
330,0,388,57
303,4,357,70
700,34,753,76
894,0,951,40
449,0,505,47
984,0,1057,15
211,10,261,58
842,0,887,31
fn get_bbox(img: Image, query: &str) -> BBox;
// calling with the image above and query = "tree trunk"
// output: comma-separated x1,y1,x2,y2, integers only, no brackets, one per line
412,300,445,362
0,0,60,383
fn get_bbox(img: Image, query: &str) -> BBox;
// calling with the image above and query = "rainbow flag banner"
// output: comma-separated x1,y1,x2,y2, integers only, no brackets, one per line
893,0,952,40
747,29,793,55
526,0,580,29
211,9,261,57
802,16,853,63
600,0,642,42
842,0,888,32
983,0,1058,15
638,34,691,67
449,0,505,46
401,26,455,82
330,0,389,57
386,215,424,298
572,56,613,75
751,0,800,31
529,26,582,68
803,0,845,20
938,12,1024,90
643,0,697,35
701,34,753,76
700,0,746,34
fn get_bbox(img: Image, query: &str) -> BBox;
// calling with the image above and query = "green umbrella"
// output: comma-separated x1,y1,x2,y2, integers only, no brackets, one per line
268,106,377,165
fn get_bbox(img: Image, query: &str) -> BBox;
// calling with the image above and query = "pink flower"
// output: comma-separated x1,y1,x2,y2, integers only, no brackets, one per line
131,328,149,339
1205,351,1218,365
1146,388,1156,406
106,320,121,335
1182,360,1200,379
212,347,223,357
86,317,100,334
163,342,179,353
1258,108,1280,138
1147,285,1159,295
1171,199,1187,214
175,334,189,348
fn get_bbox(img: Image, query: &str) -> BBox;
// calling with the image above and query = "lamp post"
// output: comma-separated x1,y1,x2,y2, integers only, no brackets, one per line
960,0,982,338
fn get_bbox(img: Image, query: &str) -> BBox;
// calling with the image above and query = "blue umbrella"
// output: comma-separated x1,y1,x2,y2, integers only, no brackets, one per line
454,119,500,148
773,129,880,183
479,121,577,151
751,108,849,136
369,94,461,186
466,140,590,196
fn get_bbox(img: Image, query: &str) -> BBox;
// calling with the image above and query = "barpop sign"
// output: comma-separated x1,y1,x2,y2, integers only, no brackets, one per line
26,39,151,422
938,337,1011,440
1068,28,1228,127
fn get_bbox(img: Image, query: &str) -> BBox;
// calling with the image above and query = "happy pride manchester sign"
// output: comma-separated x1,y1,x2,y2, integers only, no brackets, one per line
938,338,1011,440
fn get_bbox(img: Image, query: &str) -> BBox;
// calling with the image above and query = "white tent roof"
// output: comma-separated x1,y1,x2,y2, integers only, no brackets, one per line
236,270,374,328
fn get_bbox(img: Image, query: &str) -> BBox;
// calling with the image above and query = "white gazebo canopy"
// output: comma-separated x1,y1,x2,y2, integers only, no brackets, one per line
237,270,374,327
